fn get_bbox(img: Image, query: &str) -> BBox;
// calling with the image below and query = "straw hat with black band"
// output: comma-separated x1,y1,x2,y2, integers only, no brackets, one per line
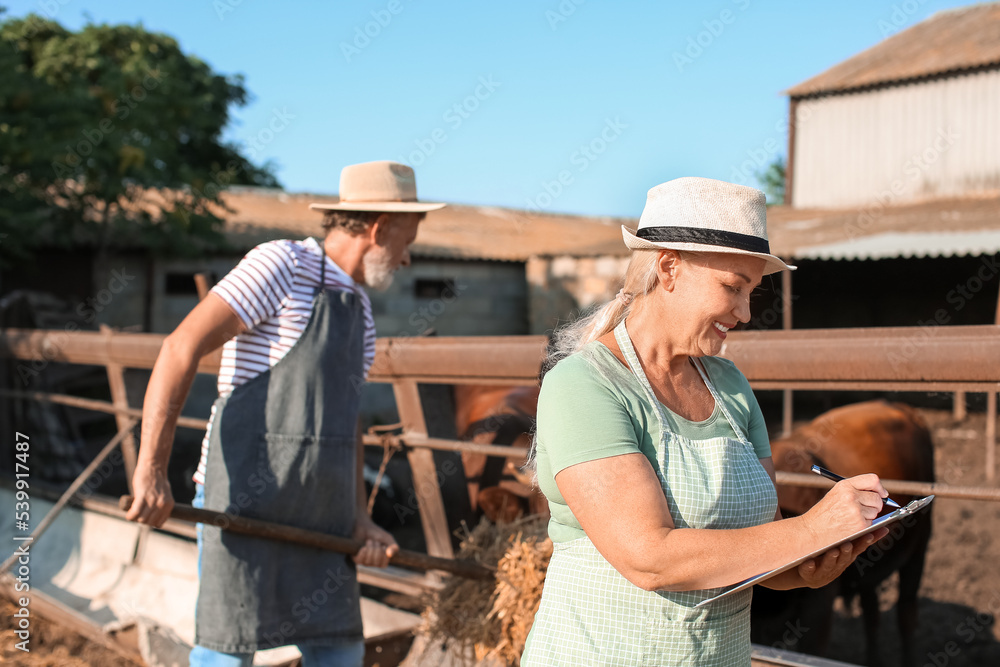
622,176,794,274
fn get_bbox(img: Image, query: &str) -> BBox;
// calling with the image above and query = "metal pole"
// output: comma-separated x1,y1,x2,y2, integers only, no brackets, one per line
781,269,794,436
775,471,1000,502
118,495,492,580
954,390,967,421
0,388,208,430
987,391,997,482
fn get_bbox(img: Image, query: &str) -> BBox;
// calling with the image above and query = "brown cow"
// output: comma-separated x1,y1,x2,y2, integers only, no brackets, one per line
452,384,547,523
751,400,935,667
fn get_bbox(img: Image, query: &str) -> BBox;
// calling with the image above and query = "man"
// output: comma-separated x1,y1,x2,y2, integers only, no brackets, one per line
126,161,445,665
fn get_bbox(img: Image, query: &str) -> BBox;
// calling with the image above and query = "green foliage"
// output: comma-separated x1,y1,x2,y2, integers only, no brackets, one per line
0,10,279,266
756,156,785,206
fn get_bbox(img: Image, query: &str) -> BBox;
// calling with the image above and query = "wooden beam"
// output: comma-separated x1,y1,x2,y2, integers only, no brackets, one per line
392,379,454,559
785,97,798,207
102,327,138,492
194,272,211,301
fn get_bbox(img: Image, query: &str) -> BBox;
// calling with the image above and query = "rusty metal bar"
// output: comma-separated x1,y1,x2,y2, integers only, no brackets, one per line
995,285,1000,326
0,389,209,430
723,327,1000,383
954,390,967,421
0,328,222,374
368,335,547,384
4,327,998,384
361,433,529,459
5,478,441,597
119,495,492,580
781,270,794,436
751,381,1000,392
988,392,997,482
7,380,1000,484
776,471,1000,502
3,477,199,540
4,385,520,460
781,389,793,437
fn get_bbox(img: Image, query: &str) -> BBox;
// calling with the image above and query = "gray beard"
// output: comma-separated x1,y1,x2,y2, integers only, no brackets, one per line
363,247,395,291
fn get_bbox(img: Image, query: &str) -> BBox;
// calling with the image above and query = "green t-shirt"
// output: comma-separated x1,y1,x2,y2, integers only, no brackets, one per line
534,341,771,543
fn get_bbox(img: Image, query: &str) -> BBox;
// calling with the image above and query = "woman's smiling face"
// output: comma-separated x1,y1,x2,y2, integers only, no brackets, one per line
662,251,767,357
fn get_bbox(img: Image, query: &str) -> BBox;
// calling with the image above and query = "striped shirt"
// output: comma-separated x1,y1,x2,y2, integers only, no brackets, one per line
193,237,375,485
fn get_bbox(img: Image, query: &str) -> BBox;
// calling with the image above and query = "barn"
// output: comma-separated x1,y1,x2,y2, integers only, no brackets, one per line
760,3,1000,334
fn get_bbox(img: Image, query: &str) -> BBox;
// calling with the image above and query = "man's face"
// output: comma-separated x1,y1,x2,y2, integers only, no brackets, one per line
362,213,423,290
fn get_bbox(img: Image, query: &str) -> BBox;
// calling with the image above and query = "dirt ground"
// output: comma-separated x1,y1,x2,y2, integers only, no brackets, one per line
3,407,999,667
0,597,137,666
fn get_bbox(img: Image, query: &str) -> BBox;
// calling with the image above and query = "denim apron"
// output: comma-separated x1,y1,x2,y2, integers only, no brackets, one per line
195,252,365,653
521,320,778,666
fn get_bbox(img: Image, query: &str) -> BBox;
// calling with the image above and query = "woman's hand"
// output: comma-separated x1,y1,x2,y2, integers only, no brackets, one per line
794,526,891,588
800,474,888,548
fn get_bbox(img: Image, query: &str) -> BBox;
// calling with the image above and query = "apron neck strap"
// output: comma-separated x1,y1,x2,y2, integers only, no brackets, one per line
318,239,327,288
614,320,668,427
612,320,750,444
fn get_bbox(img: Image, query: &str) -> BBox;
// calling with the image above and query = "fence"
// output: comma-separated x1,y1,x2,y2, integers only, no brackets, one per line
1,325,999,588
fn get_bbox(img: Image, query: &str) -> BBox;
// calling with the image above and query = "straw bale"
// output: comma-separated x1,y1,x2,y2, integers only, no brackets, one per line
418,515,551,666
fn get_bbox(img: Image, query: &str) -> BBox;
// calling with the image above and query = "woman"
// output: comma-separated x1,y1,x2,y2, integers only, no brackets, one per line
521,177,890,666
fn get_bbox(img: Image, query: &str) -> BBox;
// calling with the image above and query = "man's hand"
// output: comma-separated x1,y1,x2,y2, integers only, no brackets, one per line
795,526,890,588
351,514,399,568
126,464,175,527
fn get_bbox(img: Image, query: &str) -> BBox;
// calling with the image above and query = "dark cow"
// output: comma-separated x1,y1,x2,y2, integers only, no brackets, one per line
751,400,935,667
452,384,546,523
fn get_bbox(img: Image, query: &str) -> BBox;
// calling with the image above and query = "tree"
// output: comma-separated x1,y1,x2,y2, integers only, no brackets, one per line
0,10,279,268
756,156,785,206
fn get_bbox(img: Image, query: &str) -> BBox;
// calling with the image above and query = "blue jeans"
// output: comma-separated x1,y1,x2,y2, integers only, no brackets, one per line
189,485,365,667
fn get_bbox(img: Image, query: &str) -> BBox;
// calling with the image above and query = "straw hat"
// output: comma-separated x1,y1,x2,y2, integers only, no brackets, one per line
622,177,794,274
309,160,446,213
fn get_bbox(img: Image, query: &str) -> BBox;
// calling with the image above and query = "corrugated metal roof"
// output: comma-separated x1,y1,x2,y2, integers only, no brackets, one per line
220,188,631,261
793,229,1000,260
785,3,1000,97
767,194,1000,260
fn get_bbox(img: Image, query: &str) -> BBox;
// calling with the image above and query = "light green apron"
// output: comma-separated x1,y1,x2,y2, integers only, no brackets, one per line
522,320,778,666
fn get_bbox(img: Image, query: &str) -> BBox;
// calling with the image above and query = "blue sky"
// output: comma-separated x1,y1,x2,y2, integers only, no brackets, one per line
4,0,977,217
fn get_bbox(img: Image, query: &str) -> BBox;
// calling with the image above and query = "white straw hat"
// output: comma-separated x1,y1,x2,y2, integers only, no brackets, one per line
622,177,794,274
309,160,446,213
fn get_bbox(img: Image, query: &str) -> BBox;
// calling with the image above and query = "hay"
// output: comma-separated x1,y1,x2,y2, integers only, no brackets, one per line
419,515,552,666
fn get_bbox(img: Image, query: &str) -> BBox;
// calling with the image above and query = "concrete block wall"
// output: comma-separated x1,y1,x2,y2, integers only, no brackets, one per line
368,258,529,337
526,255,629,335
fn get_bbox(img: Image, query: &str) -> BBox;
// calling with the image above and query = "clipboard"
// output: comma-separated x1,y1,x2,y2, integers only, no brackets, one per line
694,495,935,608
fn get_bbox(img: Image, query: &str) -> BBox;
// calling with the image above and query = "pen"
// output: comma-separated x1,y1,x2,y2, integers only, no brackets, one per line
810,465,901,509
